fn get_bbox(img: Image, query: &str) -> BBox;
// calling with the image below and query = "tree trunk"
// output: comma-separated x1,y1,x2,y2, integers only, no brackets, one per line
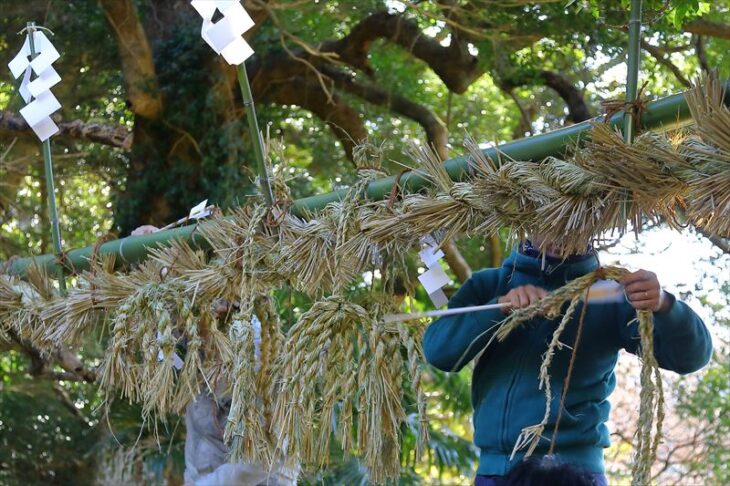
100,1,279,233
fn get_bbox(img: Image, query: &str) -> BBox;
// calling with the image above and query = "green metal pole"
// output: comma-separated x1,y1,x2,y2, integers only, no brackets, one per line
237,62,274,206
624,0,643,144
27,22,66,293
6,83,730,278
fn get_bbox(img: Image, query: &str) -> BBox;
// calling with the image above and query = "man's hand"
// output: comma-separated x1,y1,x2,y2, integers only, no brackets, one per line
131,225,159,236
620,270,670,313
498,285,548,314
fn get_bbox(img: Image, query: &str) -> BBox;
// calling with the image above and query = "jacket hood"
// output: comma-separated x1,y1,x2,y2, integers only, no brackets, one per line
502,248,599,285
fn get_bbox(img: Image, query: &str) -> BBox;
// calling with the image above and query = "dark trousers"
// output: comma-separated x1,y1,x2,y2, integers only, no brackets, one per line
475,473,609,486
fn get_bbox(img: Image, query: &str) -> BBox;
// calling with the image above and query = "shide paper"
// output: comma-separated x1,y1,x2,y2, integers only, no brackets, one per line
8,31,62,142
418,235,451,307
191,0,256,65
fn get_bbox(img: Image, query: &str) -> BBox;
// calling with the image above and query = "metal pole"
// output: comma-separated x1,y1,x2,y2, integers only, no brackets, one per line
624,0,643,144
237,63,274,206
27,22,66,293
7,82,730,278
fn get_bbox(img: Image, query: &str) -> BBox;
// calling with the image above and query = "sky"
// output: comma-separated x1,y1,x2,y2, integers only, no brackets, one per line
601,226,729,340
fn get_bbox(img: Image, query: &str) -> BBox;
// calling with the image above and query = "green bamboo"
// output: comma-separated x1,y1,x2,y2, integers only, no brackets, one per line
6,83,729,278
624,0,644,144
27,22,66,293
237,62,274,206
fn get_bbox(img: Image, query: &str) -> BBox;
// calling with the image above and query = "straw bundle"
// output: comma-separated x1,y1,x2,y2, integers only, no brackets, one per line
224,307,271,465
43,257,139,344
468,142,544,242
273,297,373,466
196,206,286,300
510,296,583,458
278,148,393,294
361,143,488,246
681,74,730,237
631,310,665,486
277,209,341,294
0,265,55,349
93,262,230,419
273,296,426,481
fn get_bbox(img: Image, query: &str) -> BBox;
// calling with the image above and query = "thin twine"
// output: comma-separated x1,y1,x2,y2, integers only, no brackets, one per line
548,285,591,455
263,198,292,228
118,237,129,264
601,80,650,129
90,234,114,272
159,222,200,283
387,169,412,209
57,250,77,275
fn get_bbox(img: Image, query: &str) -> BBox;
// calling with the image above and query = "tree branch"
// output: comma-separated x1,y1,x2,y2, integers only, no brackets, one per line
324,11,483,94
319,66,475,280
0,110,132,150
683,18,730,41
537,71,592,123
52,383,90,423
99,0,163,119
5,328,96,383
641,40,691,87
53,346,97,383
694,35,711,73
322,66,450,159
264,79,367,162
506,90,534,138
442,239,471,283
499,69,591,123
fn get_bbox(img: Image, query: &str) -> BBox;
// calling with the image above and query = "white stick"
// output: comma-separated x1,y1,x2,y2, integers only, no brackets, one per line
382,280,626,324
382,302,509,323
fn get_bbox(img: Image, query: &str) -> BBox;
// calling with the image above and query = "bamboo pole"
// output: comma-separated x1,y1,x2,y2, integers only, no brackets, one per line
621,0,643,225
237,63,274,206
27,22,66,293
624,0,643,144
6,83,730,278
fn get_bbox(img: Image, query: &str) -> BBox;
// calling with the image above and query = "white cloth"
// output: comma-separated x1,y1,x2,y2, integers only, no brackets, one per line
184,314,296,486
184,393,298,485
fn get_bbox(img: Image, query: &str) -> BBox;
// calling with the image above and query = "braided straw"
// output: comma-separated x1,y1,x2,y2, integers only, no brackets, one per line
631,310,665,486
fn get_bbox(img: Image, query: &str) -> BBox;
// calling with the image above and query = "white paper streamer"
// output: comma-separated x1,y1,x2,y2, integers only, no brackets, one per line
191,0,255,65
189,199,212,220
157,332,184,371
8,31,62,141
418,235,452,307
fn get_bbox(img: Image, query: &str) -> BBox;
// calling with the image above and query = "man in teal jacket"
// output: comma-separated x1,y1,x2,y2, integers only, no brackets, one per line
422,242,713,485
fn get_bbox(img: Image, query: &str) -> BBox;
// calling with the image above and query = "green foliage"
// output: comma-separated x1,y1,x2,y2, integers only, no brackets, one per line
674,249,730,485
0,352,99,485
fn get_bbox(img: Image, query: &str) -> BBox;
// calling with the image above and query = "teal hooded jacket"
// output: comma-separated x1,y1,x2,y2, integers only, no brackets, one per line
422,250,713,476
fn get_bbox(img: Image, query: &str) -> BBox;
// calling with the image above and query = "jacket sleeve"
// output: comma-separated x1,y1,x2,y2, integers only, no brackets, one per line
618,292,713,375
422,269,506,372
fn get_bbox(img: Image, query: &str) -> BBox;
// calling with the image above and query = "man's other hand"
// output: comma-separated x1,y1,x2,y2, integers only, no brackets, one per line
620,270,671,313
498,285,548,314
